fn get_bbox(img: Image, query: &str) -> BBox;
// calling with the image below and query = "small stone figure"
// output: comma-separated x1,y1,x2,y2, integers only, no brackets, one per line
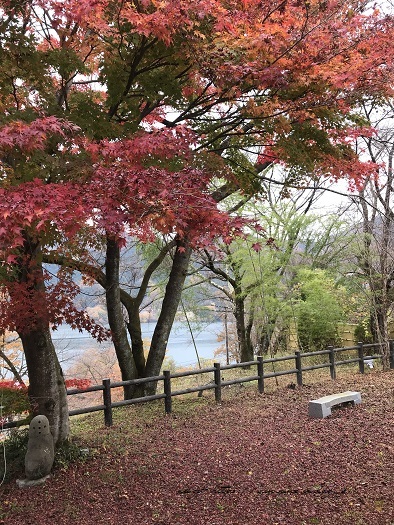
24,415,55,481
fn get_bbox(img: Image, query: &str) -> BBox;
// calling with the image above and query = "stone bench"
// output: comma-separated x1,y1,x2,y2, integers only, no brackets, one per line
308,391,362,418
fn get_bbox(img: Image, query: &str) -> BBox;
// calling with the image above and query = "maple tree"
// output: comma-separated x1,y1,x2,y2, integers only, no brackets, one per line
0,0,394,442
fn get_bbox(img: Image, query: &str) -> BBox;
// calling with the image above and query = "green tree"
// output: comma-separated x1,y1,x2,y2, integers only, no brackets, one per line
296,269,347,351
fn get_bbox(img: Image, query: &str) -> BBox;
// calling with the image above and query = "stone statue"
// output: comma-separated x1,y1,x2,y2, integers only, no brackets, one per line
24,415,55,481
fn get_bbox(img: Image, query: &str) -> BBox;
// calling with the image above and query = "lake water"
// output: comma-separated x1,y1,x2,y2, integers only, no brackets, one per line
51,320,224,371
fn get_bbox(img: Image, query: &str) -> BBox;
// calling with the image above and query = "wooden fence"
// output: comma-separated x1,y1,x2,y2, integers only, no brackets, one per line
3,341,394,430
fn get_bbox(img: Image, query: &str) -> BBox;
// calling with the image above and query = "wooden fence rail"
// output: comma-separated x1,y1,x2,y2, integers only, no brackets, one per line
2,341,394,430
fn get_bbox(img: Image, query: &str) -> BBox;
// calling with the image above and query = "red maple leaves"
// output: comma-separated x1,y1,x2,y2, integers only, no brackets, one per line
0,0,394,338
64,378,92,390
0,117,244,335
0,117,79,154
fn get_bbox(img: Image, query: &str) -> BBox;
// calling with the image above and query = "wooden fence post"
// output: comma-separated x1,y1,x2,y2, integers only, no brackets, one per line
257,356,264,394
214,362,222,403
357,342,365,374
163,370,172,414
102,378,113,427
328,346,336,380
389,340,394,370
295,351,303,386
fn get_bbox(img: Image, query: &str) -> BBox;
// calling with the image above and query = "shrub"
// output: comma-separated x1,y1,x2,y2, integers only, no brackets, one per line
0,381,29,422
64,379,92,390
0,428,29,482
0,379,92,426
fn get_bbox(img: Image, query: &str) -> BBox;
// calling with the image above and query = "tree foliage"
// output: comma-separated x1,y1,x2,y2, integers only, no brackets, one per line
1,0,394,438
296,268,347,351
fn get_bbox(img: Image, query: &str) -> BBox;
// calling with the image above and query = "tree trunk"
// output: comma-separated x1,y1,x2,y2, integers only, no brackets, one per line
245,311,254,359
13,235,69,444
126,305,146,377
234,294,253,363
371,301,390,370
105,237,139,398
144,238,192,393
20,328,69,445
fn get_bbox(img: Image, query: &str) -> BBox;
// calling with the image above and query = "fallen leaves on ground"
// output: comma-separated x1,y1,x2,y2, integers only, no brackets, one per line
1,371,394,525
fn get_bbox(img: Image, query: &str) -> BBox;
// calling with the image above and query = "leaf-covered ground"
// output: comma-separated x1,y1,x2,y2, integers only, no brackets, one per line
1,370,394,525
